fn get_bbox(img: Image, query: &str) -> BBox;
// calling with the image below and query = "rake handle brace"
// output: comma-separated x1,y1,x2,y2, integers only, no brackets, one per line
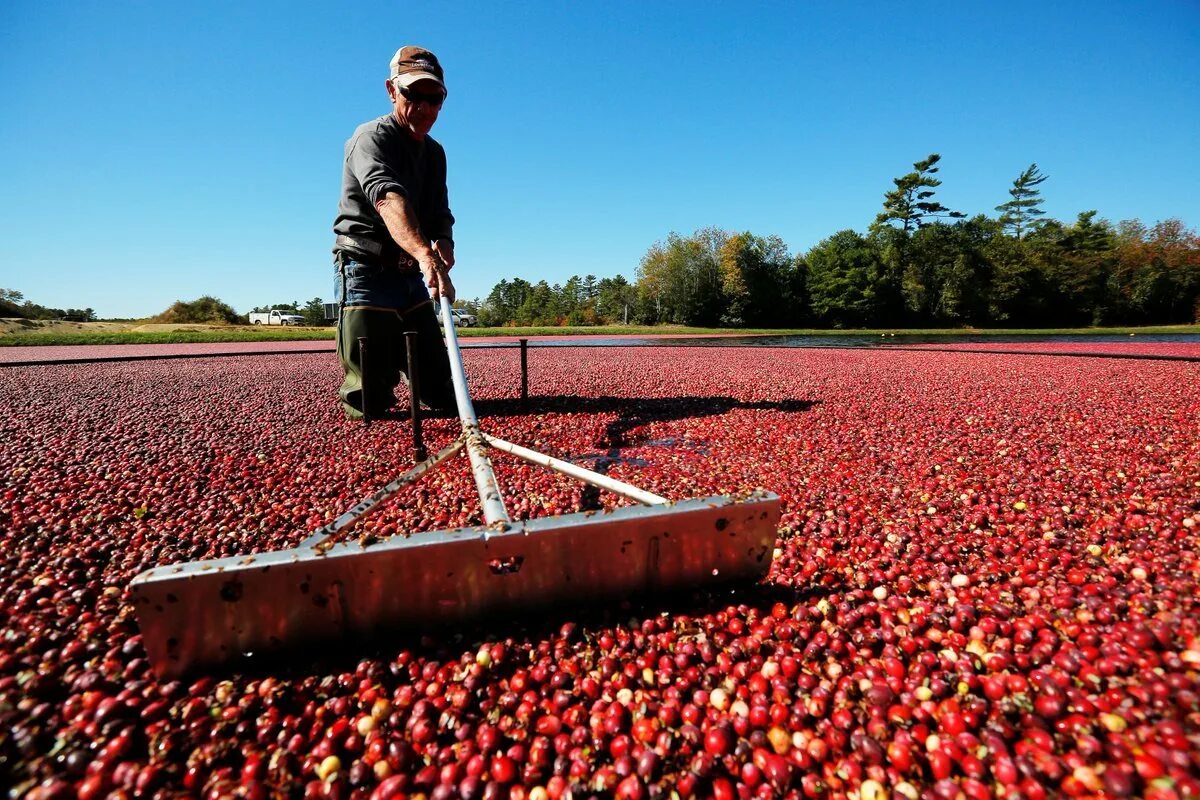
299,437,465,549
481,433,668,506
358,336,370,427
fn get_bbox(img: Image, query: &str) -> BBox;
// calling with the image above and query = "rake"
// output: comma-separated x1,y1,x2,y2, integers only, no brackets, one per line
130,296,781,677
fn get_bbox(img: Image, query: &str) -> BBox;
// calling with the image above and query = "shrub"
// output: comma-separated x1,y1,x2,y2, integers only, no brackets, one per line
152,296,242,325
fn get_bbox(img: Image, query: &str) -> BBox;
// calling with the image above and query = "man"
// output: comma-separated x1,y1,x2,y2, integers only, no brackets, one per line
332,45,457,419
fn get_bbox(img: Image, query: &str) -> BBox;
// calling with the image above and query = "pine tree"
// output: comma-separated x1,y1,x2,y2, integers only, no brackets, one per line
996,163,1049,239
873,153,965,232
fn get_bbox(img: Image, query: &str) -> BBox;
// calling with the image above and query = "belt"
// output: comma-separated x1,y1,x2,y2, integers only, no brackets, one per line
334,234,419,271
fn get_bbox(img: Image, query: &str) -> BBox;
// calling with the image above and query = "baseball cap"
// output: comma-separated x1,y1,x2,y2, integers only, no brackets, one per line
389,46,446,91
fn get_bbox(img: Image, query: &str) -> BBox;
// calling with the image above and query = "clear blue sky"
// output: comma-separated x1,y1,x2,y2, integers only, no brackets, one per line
2,1,1198,319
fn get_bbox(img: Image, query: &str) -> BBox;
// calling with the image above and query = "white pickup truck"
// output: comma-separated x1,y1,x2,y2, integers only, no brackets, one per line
435,307,478,328
248,309,305,326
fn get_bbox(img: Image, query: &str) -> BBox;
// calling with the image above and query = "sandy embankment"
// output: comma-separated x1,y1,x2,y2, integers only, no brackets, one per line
0,319,235,336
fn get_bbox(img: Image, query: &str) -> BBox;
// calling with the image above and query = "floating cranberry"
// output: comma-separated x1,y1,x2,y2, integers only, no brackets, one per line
3,344,1200,797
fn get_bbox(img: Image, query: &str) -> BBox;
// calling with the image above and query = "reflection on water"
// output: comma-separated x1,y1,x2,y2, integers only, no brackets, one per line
476,333,1200,348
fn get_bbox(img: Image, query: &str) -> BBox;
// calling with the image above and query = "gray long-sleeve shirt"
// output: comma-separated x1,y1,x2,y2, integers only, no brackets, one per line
332,114,454,257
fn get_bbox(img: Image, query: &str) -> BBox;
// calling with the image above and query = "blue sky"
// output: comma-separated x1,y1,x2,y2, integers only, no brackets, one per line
2,1,1198,319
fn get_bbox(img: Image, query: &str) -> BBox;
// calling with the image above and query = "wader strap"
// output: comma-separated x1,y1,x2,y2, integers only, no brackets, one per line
341,305,405,317
340,300,433,317
335,233,384,258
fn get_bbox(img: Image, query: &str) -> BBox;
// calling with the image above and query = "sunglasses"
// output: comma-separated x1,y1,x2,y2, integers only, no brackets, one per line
398,84,445,107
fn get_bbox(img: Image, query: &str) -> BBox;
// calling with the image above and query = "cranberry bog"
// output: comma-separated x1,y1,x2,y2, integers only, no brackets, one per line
2,344,1199,799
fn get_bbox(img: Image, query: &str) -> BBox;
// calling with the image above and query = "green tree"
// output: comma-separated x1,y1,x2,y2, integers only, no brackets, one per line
718,234,751,326
790,255,811,327
901,223,955,322
996,163,1049,240
595,276,637,323
931,217,995,325
870,154,965,325
1,288,27,317
457,298,483,316
805,229,885,327
1046,211,1116,324
1111,218,1200,324
251,301,301,314
1,291,98,322
636,227,726,326
873,153,965,232
717,232,793,326
865,225,909,325
556,276,602,325
515,280,560,325
561,276,584,316
480,278,532,326
984,217,1079,327
635,239,673,324
581,275,598,304
984,232,1037,324
303,297,327,326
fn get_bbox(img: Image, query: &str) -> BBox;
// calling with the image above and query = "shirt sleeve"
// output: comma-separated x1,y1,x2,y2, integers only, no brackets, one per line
346,129,407,206
421,144,455,243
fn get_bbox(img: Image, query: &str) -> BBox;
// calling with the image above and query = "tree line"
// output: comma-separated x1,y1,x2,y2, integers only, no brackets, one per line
0,289,97,322
471,155,1200,328
7,155,1197,330
0,289,331,327
468,275,639,327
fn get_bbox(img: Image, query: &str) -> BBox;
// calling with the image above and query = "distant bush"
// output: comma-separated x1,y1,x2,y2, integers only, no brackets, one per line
152,296,242,325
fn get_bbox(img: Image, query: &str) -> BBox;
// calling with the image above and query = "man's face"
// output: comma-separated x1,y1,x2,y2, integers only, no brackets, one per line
388,77,445,140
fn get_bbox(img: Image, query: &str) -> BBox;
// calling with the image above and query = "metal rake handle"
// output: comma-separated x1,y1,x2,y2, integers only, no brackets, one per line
440,295,510,526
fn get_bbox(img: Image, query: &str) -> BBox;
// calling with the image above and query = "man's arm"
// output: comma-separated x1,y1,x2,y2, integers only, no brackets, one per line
375,192,455,302
427,143,455,269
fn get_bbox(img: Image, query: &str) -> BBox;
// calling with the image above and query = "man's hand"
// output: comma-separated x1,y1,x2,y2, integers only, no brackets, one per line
374,194,456,301
432,238,455,270
420,254,456,304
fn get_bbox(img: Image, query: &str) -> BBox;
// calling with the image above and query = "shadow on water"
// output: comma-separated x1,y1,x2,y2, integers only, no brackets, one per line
475,394,818,449
478,395,819,510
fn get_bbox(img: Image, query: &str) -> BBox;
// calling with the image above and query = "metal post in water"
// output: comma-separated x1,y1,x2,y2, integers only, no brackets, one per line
358,336,370,427
519,338,528,409
404,330,427,463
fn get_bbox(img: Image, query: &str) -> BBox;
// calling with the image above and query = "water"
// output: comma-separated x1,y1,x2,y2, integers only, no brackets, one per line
479,333,1200,348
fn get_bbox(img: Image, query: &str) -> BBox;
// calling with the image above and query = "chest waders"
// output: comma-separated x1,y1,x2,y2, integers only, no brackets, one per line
335,253,454,420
